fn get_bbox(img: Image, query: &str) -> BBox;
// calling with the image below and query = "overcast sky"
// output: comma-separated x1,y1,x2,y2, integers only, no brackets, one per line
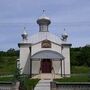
0,0,90,51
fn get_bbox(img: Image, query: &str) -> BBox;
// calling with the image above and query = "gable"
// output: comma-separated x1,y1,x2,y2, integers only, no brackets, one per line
29,32,62,45
31,39,62,55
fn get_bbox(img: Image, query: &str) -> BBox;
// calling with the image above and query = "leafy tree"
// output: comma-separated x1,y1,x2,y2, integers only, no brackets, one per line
70,46,90,67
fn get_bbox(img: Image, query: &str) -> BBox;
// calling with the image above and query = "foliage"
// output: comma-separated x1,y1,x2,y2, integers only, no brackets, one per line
24,78,39,90
70,46,90,67
0,48,19,57
13,67,21,81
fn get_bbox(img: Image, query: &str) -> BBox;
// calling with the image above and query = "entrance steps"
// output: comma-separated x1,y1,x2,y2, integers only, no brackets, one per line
32,73,62,79
34,80,52,90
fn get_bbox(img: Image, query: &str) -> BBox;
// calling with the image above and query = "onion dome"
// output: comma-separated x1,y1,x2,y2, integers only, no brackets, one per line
21,31,28,41
61,29,68,41
37,16,51,25
37,10,51,32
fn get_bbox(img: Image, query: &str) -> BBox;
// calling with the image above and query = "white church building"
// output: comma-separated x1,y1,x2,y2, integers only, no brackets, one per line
18,15,71,78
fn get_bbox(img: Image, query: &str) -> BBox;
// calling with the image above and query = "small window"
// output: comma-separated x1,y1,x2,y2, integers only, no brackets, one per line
41,40,51,48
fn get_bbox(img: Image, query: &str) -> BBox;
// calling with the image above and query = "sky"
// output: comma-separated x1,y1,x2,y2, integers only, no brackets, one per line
0,0,90,51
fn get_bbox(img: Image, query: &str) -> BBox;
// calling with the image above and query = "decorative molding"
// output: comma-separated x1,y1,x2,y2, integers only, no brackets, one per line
41,40,51,48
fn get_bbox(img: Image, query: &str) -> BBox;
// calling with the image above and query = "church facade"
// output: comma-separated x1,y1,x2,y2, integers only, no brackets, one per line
18,15,71,78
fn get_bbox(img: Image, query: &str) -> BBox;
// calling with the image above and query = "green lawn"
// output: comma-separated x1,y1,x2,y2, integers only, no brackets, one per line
0,56,17,74
54,66,90,82
54,75,90,82
71,66,90,74
0,77,14,82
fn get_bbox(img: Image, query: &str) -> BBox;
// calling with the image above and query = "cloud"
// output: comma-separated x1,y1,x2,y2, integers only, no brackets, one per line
0,0,90,50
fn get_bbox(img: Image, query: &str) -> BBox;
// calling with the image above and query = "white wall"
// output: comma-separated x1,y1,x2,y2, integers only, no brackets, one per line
19,42,71,76
32,42,61,55
62,46,71,77
52,60,61,74
32,60,40,74
19,44,30,74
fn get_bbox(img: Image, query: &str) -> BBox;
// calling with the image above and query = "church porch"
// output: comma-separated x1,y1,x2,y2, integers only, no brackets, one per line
31,50,65,79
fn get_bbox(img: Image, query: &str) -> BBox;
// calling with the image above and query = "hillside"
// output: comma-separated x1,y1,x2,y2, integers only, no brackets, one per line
0,48,19,74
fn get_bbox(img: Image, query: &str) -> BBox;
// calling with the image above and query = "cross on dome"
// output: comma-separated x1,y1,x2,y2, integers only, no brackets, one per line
42,10,46,16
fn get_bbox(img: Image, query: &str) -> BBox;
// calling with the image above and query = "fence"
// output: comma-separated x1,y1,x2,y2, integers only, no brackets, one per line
51,82,90,90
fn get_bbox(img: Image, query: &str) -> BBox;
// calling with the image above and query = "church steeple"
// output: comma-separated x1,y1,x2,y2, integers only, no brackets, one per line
37,10,51,32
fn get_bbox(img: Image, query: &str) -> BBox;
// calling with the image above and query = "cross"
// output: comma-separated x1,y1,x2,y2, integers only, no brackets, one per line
43,10,45,13
24,27,26,30
42,10,46,16
64,28,66,31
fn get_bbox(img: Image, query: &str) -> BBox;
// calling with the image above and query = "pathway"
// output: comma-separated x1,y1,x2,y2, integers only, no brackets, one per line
34,80,52,90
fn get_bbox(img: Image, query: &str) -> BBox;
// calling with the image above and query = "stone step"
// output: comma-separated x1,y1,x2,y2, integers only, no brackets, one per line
32,73,61,79
34,80,52,90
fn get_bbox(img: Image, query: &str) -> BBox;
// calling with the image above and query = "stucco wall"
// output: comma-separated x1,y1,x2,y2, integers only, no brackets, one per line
32,60,40,74
32,42,61,55
19,44,30,74
62,46,70,76
52,60,61,74
19,42,71,76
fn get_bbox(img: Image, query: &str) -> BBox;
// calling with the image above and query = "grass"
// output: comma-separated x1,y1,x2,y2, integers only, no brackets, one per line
0,77,13,82
54,66,90,83
0,56,17,74
54,75,90,82
71,66,90,74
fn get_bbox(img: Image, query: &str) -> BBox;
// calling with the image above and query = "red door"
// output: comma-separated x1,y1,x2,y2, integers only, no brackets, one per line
41,59,52,73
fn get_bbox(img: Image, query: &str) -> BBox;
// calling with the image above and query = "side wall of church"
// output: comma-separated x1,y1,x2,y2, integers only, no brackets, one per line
19,44,30,74
62,46,70,77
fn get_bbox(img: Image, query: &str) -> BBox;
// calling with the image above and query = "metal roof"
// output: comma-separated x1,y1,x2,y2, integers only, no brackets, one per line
31,50,64,59
29,32,62,45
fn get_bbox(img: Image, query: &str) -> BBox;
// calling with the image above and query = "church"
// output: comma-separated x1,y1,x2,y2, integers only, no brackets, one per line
18,14,72,79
